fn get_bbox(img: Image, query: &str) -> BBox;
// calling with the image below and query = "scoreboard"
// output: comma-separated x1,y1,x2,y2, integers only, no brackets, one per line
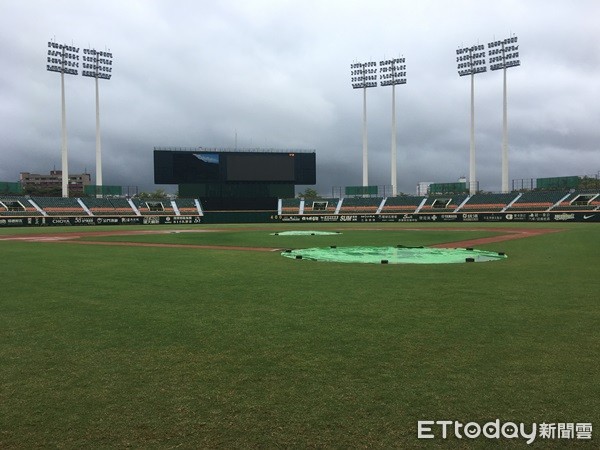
154,150,316,185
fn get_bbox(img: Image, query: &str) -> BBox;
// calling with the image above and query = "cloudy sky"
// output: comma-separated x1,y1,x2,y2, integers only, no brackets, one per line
1,0,599,195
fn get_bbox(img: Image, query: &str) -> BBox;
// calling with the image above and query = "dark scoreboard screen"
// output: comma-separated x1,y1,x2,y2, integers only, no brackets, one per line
226,154,295,182
154,150,315,184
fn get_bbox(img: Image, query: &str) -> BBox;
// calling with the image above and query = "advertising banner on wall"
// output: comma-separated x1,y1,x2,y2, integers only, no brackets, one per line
278,212,600,223
0,216,203,227
1,212,598,228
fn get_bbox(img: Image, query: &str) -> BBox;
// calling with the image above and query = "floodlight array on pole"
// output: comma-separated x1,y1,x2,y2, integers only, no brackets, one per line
47,40,79,197
351,61,377,187
82,48,113,197
457,44,486,195
379,57,406,196
489,35,520,193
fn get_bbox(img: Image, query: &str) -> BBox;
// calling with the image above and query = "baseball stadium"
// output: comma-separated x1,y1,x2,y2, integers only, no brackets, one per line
1,146,598,448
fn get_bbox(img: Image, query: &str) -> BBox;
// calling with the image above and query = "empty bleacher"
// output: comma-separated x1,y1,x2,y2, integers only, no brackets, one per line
551,191,600,211
380,196,425,214
110,198,138,215
281,198,301,215
175,198,200,215
303,198,339,214
2,197,204,217
460,193,517,212
33,197,86,216
80,198,137,216
338,197,383,214
4,191,599,219
0,197,42,216
130,198,176,215
420,195,469,212
505,191,569,212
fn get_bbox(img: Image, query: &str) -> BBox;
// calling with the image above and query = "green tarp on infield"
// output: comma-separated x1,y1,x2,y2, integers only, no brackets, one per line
282,246,506,264
271,230,342,236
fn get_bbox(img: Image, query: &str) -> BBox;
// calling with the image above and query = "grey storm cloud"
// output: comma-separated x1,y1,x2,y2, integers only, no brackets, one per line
1,0,599,195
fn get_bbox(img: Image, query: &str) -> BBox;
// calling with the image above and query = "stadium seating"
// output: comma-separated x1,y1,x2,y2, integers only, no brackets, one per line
0,197,42,216
281,198,301,215
460,193,518,211
505,191,569,212
32,197,86,216
174,198,201,215
81,197,118,215
130,198,176,215
551,191,600,211
420,195,469,212
303,198,339,214
338,197,384,214
80,197,138,216
380,196,425,213
4,191,598,220
109,198,138,215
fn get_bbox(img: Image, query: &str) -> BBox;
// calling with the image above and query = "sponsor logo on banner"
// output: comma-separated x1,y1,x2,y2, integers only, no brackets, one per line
120,217,141,224
143,216,160,225
505,213,527,221
74,217,95,225
169,216,200,224
98,218,119,224
50,218,72,225
441,214,458,221
482,214,503,221
553,213,576,221
528,212,551,222
398,214,417,222
0,218,25,226
462,213,479,222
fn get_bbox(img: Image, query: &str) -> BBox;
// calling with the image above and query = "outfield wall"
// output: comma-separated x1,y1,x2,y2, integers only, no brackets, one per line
279,212,600,223
1,211,599,228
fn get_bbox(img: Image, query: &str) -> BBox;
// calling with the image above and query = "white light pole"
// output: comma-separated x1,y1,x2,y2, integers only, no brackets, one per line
351,60,378,187
488,35,520,193
379,57,406,197
47,40,79,197
457,44,486,195
82,47,113,197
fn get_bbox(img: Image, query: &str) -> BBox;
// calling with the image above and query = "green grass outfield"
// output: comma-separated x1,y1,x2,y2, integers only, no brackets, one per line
0,222,598,448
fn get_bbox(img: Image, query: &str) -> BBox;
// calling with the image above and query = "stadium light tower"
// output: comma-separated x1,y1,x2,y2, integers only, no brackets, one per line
350,60,378,187
82,47,113,197
456,43,486,195
47,40,79,197
379,57,406,197
488,35,520,193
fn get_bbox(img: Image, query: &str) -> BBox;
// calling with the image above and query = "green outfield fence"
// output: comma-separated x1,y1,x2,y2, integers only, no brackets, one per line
0,182,23,195
345,185,378,196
